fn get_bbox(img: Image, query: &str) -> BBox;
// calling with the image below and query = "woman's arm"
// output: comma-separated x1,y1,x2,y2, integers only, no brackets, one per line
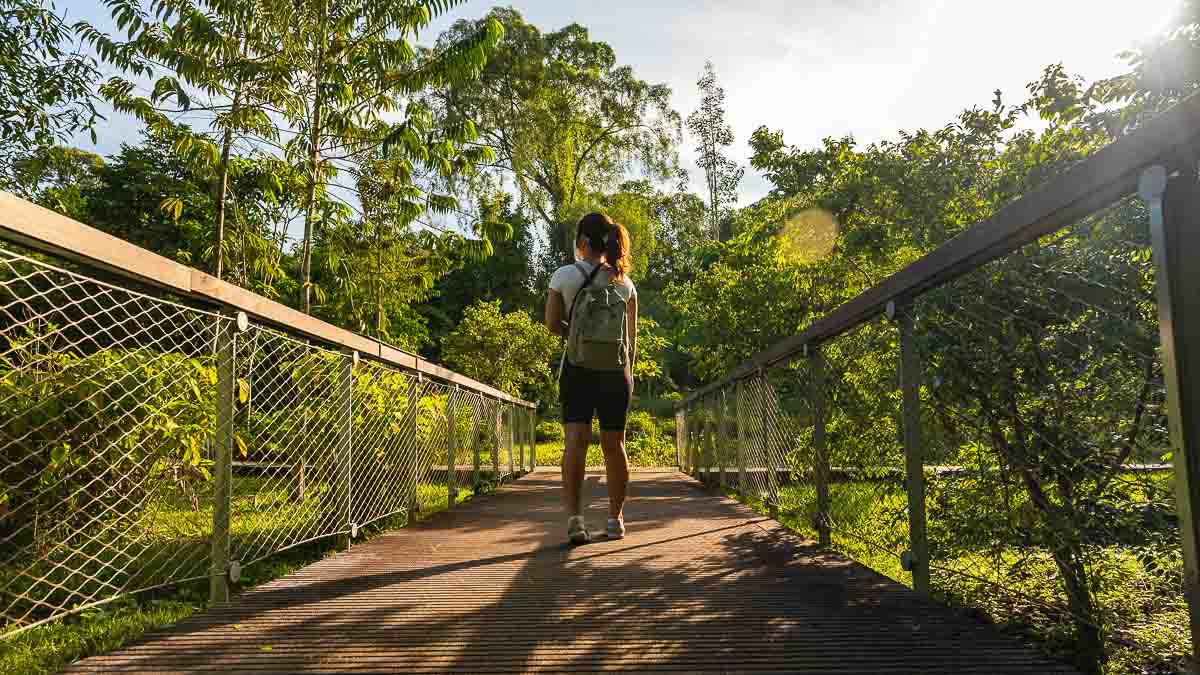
627,291,638,370
546,289,566,337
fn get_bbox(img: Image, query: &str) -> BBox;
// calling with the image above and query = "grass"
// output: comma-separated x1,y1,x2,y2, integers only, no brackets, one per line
0,481,474,675
533,439,677,469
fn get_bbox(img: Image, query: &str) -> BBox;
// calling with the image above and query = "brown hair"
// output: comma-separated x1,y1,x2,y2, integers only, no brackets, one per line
576,212,630,283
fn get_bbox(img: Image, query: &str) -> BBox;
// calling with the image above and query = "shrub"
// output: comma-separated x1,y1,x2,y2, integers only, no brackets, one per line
625,410,658,441
627,435,675,467
636,396,680,419
657,418,677,439
536,420,564,442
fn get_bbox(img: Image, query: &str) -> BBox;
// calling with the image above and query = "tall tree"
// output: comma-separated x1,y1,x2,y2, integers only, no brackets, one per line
282,0,502,315
686,61,742,241
0,0,99,186
424,7,682,267
81,0,301,281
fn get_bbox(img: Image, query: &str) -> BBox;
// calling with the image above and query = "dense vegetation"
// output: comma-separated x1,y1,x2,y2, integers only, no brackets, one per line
2,0,1199,672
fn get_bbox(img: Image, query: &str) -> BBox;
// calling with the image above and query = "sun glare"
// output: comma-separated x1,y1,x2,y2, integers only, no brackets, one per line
777,209,838,265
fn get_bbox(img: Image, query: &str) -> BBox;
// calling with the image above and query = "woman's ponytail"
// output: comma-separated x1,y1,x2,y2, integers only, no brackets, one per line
606,223,630,283
576,212,632,283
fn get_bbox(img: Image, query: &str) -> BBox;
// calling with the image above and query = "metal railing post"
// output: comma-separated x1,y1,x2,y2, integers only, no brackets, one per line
700,396,711,486
447,386,458,508
507,405,515,477
737,379,747,496
895,306,930,594
529,407,537,470
209,314,236,605
472,397,482,489
493,404,501,481
335,351,354,550
717,390,727,489
408,374,421,516
691,408,700,475
518,404,526,475
764,376,780,520
1143,164,1200,663
675,410,684,469
811,347,831,548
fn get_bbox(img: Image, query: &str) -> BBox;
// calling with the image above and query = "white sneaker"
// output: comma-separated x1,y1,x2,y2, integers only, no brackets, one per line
606,517,625,539
567,515,589,545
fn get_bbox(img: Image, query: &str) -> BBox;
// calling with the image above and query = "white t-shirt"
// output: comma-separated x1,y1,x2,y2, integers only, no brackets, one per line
549,261,636,318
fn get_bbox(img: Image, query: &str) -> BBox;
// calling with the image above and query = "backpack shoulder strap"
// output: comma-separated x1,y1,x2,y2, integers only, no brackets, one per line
566,262,604,327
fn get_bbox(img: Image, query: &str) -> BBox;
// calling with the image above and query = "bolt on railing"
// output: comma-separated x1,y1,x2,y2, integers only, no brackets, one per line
0,194,537,639
677,93,1200,673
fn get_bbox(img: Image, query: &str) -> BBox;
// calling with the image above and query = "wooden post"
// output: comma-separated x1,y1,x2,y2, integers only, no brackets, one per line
1143,164,1200,663
811,348,831,548
897,309,930,594
446,387,458,508
335,351,353,550
209,316,236,604
737,379,747,496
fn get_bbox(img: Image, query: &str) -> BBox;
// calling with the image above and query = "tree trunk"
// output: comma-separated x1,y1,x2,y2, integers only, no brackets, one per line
1053,542,1106,674
211,30,250,281
300,0,328,316
294,1,328,502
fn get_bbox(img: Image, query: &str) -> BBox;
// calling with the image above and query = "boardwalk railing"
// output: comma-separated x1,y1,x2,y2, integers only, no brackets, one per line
0,194,537,638
678,93,1200,673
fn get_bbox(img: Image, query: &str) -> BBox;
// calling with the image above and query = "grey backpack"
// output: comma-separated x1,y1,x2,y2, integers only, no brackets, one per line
563,263,630,372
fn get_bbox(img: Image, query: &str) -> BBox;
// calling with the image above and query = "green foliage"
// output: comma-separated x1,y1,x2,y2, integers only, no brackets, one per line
426,194,538,350
424,6,682,269
536,420,565,443
0,0,99,181
1,328,218,553
441,300,557,401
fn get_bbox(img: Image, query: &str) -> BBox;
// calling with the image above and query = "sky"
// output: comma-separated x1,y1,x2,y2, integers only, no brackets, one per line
60,0,1181,206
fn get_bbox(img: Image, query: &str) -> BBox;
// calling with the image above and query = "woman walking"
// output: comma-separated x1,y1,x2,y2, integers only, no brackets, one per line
545,213,637,545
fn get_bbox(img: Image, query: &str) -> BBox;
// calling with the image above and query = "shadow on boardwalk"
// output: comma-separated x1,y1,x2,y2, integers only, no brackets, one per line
67,470,1076,674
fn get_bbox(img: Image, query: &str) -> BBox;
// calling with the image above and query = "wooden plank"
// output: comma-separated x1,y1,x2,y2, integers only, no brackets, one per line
683,92,1200,405
66,471,1076,674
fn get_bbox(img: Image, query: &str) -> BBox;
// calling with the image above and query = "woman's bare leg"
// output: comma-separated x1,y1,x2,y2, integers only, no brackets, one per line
562,422,590,516
600,430,629,519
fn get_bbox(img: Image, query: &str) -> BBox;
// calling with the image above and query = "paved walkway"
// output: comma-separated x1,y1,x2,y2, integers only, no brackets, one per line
68,470,1073,673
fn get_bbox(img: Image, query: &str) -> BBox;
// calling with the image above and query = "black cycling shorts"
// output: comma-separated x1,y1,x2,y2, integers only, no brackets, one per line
559,361,632,432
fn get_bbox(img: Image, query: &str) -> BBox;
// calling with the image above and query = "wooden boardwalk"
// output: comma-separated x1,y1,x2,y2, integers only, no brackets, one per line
68,470,1074,674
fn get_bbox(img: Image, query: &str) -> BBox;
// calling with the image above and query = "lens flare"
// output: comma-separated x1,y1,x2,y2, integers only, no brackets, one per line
777,208,838,264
